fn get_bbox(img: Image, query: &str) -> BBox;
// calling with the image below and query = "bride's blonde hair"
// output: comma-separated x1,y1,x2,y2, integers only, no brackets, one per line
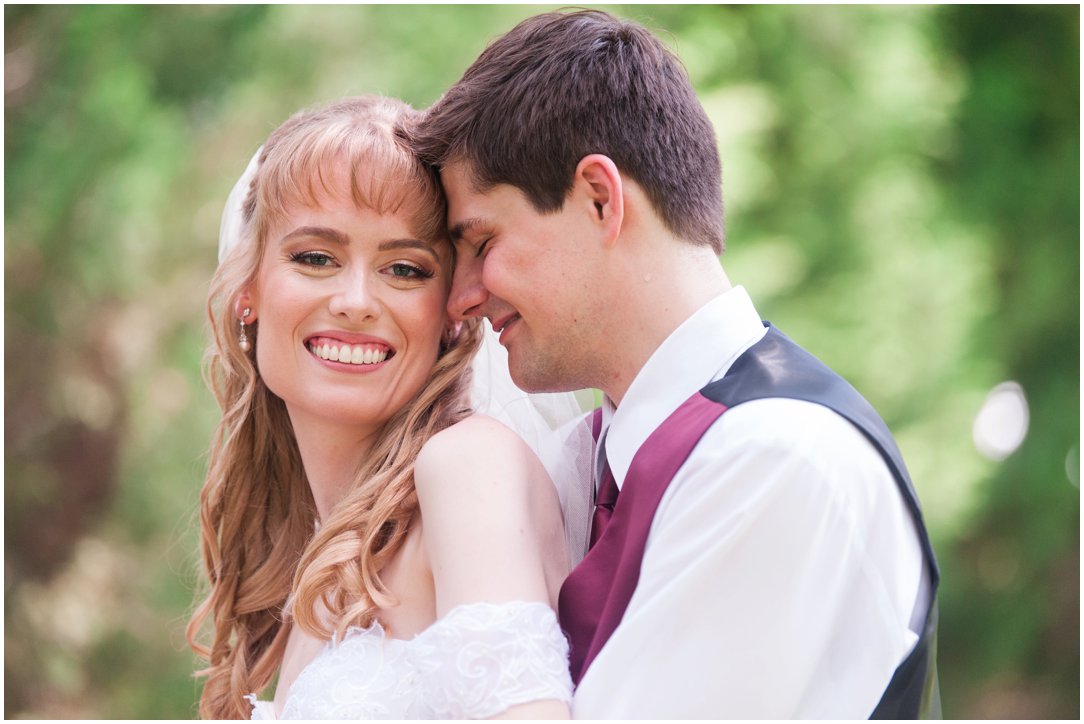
186,96,481,719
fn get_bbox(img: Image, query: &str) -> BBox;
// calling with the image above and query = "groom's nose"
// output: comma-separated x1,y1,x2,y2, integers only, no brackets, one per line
447,252,488,321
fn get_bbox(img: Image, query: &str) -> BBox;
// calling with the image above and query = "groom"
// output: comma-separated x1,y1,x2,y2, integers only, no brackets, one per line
409,9,939,719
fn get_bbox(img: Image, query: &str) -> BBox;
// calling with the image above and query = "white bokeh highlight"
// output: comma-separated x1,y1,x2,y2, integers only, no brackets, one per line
972,381,1029,461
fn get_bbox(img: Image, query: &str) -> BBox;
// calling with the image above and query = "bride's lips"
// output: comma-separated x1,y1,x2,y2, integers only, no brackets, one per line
305,332,395,369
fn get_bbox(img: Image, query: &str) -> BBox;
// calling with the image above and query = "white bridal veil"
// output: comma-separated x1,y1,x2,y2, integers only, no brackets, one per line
217,148,594,566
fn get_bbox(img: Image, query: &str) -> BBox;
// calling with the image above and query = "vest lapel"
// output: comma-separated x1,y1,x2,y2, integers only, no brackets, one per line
558,392,728,684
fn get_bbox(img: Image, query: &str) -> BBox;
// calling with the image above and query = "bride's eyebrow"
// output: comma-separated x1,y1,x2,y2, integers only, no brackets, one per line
281,226,349,246
378,238,440,261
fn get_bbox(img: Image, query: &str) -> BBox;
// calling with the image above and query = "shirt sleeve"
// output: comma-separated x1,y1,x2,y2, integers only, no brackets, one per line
572,398,924,719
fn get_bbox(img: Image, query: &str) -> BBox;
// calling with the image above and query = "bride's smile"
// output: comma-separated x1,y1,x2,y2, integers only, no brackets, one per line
306,335,393,367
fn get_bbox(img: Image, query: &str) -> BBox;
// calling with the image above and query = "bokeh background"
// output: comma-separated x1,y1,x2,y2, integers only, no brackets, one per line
5,4,1079,719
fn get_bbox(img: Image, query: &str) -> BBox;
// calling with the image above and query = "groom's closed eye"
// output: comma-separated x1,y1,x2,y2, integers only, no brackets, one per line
473,237,493,258
449,216,489,243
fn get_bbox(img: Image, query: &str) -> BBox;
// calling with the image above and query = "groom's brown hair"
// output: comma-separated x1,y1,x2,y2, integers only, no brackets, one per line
407,9,725,254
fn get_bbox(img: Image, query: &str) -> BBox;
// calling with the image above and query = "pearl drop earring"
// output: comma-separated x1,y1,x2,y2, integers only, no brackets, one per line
239,307,252,352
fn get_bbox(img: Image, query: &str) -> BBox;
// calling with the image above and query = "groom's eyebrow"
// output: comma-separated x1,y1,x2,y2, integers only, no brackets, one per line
448,217,486,242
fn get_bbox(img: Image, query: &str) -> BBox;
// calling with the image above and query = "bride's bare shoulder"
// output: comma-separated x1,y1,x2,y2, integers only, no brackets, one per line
412,415,558,609
413,413,551,524
416,414,538,478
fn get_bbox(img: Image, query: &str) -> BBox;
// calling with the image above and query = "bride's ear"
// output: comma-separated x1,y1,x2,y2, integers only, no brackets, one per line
442,319,463,349
236,290,257,322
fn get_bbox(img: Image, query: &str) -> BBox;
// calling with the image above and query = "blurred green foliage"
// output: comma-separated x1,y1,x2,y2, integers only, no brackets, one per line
4,5,1078,719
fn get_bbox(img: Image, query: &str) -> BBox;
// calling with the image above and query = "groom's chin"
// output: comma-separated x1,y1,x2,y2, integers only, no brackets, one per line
508,354,582,395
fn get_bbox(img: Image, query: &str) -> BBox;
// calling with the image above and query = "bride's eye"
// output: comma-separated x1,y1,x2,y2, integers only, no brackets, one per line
387,262,434,280
290,251,336,267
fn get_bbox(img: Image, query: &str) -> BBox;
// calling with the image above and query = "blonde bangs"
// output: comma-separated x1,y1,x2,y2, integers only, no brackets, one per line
252,98,446,249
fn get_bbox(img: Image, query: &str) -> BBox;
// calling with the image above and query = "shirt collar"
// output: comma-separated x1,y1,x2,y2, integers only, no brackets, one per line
599,286,767,489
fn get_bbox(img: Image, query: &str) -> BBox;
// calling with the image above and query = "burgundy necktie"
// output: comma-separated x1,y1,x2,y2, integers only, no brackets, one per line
589,463,619,549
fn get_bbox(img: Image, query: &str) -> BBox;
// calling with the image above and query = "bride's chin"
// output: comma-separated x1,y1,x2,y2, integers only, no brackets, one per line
286,400,395,433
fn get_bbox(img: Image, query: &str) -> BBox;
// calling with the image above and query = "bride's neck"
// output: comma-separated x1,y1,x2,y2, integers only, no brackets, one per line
289,416,380,521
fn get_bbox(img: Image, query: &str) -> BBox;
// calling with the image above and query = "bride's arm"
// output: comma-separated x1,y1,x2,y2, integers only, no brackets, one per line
414,414,571,720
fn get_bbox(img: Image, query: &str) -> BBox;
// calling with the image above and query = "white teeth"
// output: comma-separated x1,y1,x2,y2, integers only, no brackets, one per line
310,341,388,366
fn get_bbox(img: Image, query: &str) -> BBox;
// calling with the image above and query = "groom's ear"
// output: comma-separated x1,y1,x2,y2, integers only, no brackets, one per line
573,154,623,247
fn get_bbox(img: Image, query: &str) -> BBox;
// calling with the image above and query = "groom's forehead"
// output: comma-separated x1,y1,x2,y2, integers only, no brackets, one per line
437,159,483,197
440,162,500,233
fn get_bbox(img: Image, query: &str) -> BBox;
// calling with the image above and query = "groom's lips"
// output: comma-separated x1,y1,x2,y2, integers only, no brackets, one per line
492,313,522,346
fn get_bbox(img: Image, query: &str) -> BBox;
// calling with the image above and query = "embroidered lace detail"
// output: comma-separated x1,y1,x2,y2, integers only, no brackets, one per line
412,601,573,719
246,694,275,720
246,601,571,719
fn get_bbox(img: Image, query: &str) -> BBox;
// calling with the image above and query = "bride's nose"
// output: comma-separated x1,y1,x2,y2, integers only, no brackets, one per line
328,271,381,322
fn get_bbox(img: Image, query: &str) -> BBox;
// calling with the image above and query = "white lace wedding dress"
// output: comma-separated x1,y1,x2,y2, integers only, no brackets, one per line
247,601,573,719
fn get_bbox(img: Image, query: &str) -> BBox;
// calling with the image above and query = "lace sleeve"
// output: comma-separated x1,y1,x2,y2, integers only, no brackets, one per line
410,601,573,719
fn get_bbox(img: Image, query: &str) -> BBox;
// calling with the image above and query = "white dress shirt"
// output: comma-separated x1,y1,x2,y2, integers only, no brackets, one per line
572,286,926,719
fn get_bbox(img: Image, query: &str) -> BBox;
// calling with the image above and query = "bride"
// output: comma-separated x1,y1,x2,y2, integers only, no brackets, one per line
186,96,586,719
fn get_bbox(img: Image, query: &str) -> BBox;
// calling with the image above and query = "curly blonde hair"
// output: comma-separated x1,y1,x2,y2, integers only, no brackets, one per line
186,96,481,719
